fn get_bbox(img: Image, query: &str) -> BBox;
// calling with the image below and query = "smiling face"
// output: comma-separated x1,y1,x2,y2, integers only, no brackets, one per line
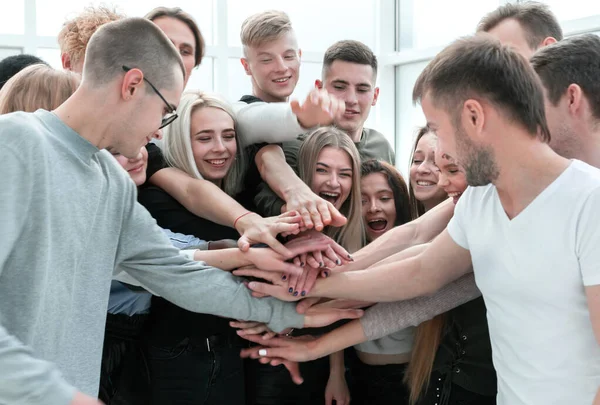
113,146,149,186
434,146,467,204
322,60,379,138
310,146,353,210
190,106,237,186
409,132,448,208
241,31,301,102
361,172,396,242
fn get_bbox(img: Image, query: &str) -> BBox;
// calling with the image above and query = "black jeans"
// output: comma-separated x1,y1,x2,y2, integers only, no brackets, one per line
346,350,410,405
146,335,245,405
99,313,150,405
244,356,330,405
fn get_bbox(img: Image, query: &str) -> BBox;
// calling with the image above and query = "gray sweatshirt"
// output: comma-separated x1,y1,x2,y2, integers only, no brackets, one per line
0,110,304,405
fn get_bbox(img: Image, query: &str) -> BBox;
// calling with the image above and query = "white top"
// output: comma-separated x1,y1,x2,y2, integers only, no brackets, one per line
448,159,600,405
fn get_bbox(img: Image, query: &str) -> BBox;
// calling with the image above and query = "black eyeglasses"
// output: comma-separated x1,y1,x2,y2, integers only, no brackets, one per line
122,65,178,129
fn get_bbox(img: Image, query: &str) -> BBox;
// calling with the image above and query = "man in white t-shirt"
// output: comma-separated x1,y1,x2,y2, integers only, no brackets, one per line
248,34,600,405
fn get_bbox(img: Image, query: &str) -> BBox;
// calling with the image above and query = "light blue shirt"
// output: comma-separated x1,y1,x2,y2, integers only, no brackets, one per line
107,229,207,315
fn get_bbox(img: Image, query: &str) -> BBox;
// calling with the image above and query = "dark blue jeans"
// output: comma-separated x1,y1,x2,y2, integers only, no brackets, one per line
147,336,245,405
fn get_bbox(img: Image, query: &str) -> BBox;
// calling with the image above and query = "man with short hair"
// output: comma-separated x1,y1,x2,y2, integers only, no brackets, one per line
477,0,562,58
239,9,300,103
254,39,394,219
0,18,360,405
249,35,600,405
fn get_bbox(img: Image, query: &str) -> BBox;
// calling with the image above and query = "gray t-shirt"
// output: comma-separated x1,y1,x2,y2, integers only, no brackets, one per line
0,110,303,404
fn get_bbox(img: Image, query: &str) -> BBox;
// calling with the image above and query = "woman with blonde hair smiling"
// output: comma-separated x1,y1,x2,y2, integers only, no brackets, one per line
0,64,79,114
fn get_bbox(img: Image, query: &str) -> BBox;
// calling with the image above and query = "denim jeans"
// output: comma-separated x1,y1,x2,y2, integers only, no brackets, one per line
99,314,150,405
146,336,246,405
244,356,330,405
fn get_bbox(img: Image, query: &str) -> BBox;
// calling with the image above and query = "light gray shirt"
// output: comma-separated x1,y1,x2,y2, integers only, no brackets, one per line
0,110,303,405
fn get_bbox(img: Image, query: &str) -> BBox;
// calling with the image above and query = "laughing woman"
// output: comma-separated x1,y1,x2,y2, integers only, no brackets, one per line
243,126,365,405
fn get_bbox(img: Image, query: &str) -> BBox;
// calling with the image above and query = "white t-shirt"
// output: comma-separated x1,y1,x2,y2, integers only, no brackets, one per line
447,159,600,405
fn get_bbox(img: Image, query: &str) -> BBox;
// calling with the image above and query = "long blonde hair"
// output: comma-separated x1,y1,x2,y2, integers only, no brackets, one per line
161,91,247,196
404,126,447,403
0,64,80,114
297,127,365,253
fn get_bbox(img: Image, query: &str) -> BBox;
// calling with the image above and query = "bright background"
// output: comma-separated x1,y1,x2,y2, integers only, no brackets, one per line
2,0,599,173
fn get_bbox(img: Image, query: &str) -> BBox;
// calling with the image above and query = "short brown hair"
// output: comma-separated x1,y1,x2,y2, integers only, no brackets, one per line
532,34,600,121
322,40,378,80
240,10,293,52
58,6,124,67
145,7,205,67
413,35,551,143
83,18,185,90
0,64,80,114
477,1,563,50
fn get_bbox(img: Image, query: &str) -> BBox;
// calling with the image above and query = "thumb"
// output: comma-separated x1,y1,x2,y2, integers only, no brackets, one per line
290,99,302,116
296,297,321,314
238,236,251,252
328,206,347,227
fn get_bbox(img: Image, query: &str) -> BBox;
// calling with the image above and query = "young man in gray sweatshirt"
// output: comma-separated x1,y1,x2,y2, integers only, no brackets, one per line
0,18,361,405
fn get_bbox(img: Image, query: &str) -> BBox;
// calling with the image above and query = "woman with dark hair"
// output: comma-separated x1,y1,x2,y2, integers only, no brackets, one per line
360,159,412,243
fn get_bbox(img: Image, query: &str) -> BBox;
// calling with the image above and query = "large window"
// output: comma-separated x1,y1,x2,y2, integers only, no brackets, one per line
392,0,600,171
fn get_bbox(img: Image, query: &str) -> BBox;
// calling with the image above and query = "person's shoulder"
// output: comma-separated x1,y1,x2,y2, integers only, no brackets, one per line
0,110,48,146
569,159,600,186
456,184,496,211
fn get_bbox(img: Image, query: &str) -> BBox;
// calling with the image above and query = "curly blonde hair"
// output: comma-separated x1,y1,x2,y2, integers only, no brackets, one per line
57,6,124,67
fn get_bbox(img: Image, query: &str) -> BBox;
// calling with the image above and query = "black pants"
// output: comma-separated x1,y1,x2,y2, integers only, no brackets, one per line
346,349,410,405
99,313,150,405
244,356,330,405
417,370,496,405
146,335,246,405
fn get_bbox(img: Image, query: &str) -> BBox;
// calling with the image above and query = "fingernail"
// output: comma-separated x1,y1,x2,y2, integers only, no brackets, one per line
319,262,324,268
300,262,305,267
282,275,287,280
301,291,306,296
258,349,268,356
324,271,329,277
288,287,293,293
347,254,352,259
336,259,341,265
293,291,299,297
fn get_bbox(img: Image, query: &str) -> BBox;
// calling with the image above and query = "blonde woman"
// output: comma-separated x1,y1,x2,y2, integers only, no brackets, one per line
0,64,79,114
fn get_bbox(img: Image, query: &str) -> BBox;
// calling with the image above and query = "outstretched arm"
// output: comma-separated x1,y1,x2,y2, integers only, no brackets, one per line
248,230,472,303
339,200,455,272
150,167,300,256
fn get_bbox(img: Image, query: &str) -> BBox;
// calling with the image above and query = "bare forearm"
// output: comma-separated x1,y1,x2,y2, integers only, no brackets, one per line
360,273,480,340
310,257,433,302
257,146,310,202
367,244,429,268
151,168,246,227
310,319,368,359
329,350,345,375
193,248,250,271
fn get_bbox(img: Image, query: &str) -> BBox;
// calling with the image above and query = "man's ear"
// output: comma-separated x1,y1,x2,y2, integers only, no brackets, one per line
461,99,485,140
540,36,557,47
372,87,380,106
121,68,144,101
241,58,252,76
